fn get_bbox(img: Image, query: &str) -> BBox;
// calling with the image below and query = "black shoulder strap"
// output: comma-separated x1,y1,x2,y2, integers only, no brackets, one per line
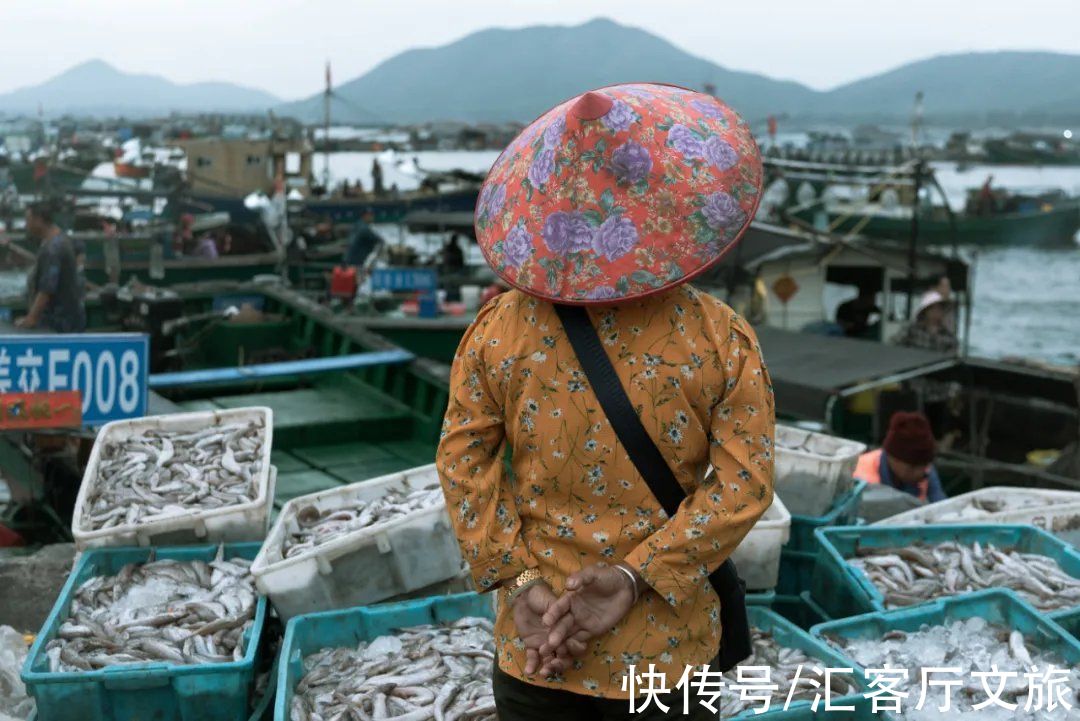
554,303,685,517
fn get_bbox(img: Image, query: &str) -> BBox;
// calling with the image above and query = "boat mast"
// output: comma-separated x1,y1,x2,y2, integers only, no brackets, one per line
906,91,925,320
323,61,331,190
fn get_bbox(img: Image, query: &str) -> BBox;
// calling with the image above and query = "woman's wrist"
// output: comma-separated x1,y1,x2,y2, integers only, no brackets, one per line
614,563,646,603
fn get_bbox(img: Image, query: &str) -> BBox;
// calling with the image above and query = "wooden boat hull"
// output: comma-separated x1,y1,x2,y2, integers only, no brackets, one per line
112,161,151,179
795,201,1080,247
303,187,480,224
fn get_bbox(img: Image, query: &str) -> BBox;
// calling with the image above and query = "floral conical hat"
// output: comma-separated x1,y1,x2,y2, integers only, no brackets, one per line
475,82,763,304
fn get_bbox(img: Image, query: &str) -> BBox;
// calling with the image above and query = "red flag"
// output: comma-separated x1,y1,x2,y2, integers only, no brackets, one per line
767,115,778,140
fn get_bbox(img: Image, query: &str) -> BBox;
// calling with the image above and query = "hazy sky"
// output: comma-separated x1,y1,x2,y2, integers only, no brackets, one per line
1,0,1077,100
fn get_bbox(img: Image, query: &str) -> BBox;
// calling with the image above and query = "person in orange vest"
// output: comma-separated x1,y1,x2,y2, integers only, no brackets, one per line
854,411,946,502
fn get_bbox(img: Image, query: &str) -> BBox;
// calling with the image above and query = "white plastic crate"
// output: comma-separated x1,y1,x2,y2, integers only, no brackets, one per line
874,487,1080,545
251,463,464,621
730,493,791,591
71,407,275,550
774,425,867,517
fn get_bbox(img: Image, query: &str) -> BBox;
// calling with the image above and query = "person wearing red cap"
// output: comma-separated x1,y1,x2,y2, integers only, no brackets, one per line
436,83,775,717
854,411,946,502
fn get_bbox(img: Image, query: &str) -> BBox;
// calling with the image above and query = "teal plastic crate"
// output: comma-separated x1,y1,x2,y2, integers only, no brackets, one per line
276,592,494,721
1055,606,1080,645
771,592,832,630
776,549,817,597
22,543,267,721
747,589,776,607
811,590,1080,697
730,606,871,719
812,523,1080,621
786,480,866,552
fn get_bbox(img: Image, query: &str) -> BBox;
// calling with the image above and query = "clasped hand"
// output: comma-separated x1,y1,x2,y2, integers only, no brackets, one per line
510,563,640,678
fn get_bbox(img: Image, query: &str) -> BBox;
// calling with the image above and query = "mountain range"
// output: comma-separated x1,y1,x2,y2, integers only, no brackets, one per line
3,20,1078,125
0,59,280,117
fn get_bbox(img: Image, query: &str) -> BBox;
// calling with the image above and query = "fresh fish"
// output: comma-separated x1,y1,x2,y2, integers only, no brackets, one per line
829,617,1080,719
282,487,444,559
81,420,265,531
851,542,1080,611
718,627,857,717
290,617,495,721
45,546,257,672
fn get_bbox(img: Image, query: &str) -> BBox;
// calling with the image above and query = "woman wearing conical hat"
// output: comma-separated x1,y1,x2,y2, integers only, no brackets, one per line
436,83,776,718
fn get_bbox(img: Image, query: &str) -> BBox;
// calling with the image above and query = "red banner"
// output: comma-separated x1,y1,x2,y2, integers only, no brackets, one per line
0,391,82,430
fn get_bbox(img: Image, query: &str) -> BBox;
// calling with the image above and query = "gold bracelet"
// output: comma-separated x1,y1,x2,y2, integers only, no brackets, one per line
505,568,542,605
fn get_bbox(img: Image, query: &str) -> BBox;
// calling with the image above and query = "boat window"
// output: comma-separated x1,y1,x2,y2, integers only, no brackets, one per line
196,156,212,168
247,155,262,166
285,152,301,174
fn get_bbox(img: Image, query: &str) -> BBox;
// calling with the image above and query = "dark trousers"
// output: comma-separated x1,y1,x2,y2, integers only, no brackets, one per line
493,668,720,721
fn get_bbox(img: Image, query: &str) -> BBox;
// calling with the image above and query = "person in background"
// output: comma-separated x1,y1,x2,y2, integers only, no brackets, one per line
371,157,385,196
892,289,958,354
835,282,881,339
344,208,384,267
440,233,465,272
436,84,775,718
193,232,220,259
855,411,946,502
977,174,995,216
16,199,86,332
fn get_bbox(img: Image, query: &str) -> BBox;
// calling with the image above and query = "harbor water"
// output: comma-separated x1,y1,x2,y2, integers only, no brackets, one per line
3,154,1078,366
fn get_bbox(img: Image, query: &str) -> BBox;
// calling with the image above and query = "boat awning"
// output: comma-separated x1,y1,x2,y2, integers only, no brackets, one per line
148,349,415,389
756,328,956,420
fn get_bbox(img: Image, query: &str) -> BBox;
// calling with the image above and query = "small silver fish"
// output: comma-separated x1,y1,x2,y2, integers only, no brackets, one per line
82,420,265,531
291,617,495,721
282,487,444,559
45,545,258,672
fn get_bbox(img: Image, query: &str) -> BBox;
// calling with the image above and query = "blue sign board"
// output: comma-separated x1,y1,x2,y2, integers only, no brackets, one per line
0,308,11,323
370,268,438,292
0,334,149,426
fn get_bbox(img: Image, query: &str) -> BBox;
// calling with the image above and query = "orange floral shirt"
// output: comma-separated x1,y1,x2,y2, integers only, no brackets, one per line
435,285,775,698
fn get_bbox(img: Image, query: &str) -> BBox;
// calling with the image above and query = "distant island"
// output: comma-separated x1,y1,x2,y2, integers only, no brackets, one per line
3,19,1078,127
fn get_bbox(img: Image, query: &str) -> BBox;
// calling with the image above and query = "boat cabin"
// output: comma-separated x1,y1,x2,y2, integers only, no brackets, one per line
170,137,313,199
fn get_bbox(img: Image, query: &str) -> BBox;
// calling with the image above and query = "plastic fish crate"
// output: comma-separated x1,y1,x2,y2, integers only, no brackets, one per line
72,407,276,551
774,425,866,517
874,486,1080,547
810,589,1080,686
275,592,494,721
1055,606,1080,644
251,464,465,621
771,592,831,631
22,542,268,721
786,480,867,553
729,606,871,720
812,523,1080,621
730,493,791,592
776,549,818,597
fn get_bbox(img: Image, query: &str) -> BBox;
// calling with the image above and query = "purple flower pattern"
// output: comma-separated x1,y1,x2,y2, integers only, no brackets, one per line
586,286,618,300
593,215,639,261
542,212,595,255
610,141,653,184
691,99,726,119
543,116,566,148
702,191,744,230
667,124,705,159
528,148,556,188
601,99,635,132
503,224,532,268
478,183,506,220
704,136,738,171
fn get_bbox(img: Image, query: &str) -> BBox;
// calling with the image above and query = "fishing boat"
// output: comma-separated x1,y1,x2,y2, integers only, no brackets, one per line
0,281,448,543
767,157,1080,247
791,192,1080,247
